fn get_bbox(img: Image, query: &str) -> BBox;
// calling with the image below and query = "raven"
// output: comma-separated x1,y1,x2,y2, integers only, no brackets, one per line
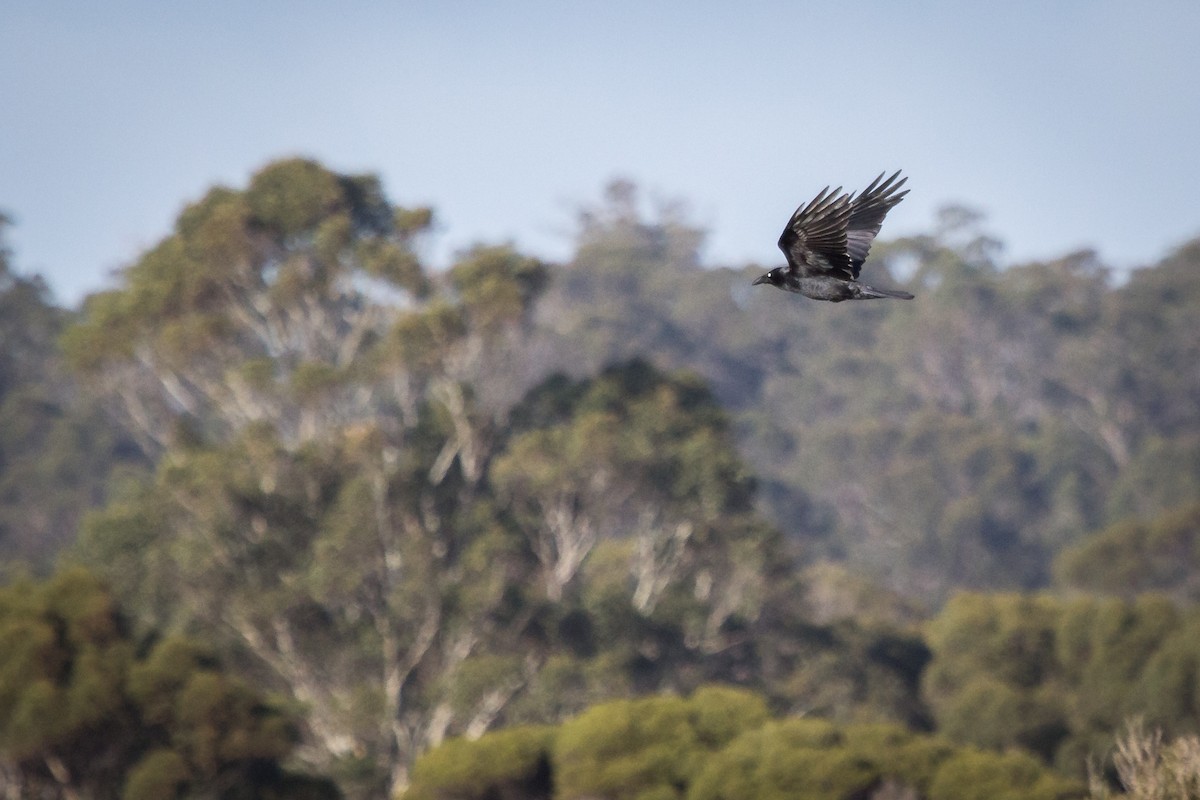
753,171,913,301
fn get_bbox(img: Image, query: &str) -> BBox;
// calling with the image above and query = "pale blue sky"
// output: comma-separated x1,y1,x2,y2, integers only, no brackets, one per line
3,1,1199,305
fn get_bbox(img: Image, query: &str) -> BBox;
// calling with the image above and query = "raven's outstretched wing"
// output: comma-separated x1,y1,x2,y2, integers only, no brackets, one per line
777,186,854,280
844,170,908,278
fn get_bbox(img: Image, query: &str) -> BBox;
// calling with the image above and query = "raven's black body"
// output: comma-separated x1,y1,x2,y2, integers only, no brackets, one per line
754,171,913,302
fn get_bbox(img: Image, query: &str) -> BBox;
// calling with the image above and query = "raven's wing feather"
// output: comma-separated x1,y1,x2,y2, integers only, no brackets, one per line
777,186,854,280
844,170,908,278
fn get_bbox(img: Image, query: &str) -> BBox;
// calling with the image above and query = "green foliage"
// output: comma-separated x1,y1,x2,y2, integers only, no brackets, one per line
534,188,1200,603
554,695,710,800
924,592,1200,776
0,215,144,570
692,716,1082,800
0,568,324,799
0,569,130,762
123,749,189,800
1054,503,1200,601
406,726,553,800
840,723,957,793
245,158,344,237
686,685,769,749
60,158,438,453
493,360,763,614
449,244,548,331
689,719,878,800
438,689,771,800
927,748,1081,800
73,352,933,798
16,163,1199,797
409,690,1082,800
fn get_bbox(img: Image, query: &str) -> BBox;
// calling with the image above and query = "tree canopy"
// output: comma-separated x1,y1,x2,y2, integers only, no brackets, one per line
0,567,334,799
1,159,1197,797
532,185,1200,603
923,591,1200,774
404,688,1083,800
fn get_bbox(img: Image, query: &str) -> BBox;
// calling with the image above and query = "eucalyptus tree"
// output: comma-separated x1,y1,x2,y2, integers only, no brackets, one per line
493,361,777,645
69,159,551,796
63,158,432,452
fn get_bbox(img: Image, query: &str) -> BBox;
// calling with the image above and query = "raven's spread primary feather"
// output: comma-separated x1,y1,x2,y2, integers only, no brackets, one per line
754,171,913,302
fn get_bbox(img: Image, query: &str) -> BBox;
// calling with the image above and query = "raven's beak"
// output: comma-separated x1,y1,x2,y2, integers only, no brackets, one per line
752,275,769,286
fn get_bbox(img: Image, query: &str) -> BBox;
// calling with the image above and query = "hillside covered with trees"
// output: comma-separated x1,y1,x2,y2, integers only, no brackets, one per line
529,181,1200,602
1,158,1197,798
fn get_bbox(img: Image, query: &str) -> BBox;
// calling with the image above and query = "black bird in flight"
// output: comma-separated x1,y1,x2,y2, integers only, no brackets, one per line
753,171,913,301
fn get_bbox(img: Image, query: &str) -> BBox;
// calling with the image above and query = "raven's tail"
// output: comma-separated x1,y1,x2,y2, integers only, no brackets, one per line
858,285,915,300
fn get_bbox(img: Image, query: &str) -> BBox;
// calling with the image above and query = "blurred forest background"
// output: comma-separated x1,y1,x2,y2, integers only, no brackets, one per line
2,158,1198,799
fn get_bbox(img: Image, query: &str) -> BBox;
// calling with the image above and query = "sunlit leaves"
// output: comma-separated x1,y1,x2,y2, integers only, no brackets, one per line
554,695,710,800
408,690,1081,800
406,725,554,800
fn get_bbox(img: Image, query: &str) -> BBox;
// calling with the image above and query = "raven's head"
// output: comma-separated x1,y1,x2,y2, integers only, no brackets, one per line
752,267,786,287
